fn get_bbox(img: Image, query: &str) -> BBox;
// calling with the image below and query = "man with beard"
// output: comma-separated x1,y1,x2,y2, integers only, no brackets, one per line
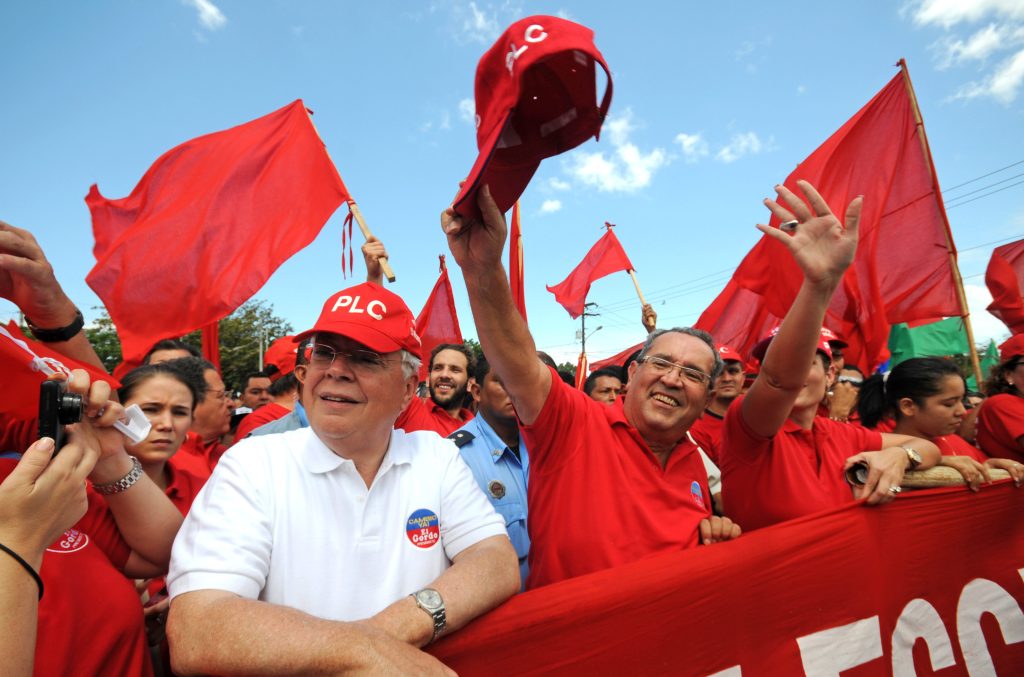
449,356,530,589
362,237,475,436
395,344,476,436
689,346,746,465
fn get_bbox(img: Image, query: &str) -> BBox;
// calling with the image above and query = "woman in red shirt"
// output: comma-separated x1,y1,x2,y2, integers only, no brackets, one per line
976,335,1024,463
858,357,1023,488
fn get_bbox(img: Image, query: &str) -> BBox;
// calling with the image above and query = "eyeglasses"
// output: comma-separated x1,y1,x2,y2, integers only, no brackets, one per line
305,343,393,373
639,356,711,386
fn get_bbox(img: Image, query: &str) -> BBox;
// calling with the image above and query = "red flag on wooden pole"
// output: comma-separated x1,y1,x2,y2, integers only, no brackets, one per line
415,256,464,382
86,100,349,370
510,201,528,323
546,227,634,319
986,239,1024,335
696,66,960,371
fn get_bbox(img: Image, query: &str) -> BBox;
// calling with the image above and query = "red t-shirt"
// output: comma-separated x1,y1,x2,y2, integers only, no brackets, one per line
935,433,989,462
169,432,224,480
520,372,711,590
164,462,207,516
976,393,1024,463
234,401,292,440
719,396,883,531
395,397,473,436
0,459,153,677
689,409,725,464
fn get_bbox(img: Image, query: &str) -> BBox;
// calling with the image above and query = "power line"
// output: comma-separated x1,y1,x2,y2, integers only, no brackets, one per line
944,171,1024,204
946,178,1024,210
959,235,1022,253
943,159,1024,193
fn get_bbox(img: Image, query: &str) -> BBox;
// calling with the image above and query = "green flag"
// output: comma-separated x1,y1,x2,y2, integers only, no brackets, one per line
888,318,970,367
967,340,999,391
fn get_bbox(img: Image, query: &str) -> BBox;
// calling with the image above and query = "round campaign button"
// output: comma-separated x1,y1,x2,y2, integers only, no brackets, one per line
406,508,440,549
47,528,90,554
690,480,704,507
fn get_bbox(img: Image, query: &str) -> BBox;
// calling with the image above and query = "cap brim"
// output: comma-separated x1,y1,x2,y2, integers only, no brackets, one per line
452,115,540,220
294,323,407,356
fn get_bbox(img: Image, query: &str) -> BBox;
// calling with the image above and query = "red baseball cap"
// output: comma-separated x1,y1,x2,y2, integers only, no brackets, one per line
717,345,745,364
999,334,1024,362
750,326,833,362
452,16,613,219
263,335,298,381
820,327,849,349
294,283,422,359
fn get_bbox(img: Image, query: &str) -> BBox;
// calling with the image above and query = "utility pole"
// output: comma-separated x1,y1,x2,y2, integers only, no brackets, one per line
580,302,600,354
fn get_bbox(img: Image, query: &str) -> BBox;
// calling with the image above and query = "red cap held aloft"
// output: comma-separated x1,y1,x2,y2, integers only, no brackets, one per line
750,326,833,363
295,283,422,359
452,15,613,219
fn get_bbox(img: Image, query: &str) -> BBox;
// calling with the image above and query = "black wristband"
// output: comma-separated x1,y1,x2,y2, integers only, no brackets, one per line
0,542,44,600
25,308,85,342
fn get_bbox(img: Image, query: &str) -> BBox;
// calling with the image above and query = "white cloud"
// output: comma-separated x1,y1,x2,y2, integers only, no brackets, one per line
567,109,668,193
673,132,709,163
440,110,451,131
539,199,563,214
458,98,476,125
964,283,1013,345
952,48,1024,102
548,177,571,191
909,0,1024,29
444,1,502,44
183,0,226,31
797,84,807,95
715,132,771,163
908,0,1024,103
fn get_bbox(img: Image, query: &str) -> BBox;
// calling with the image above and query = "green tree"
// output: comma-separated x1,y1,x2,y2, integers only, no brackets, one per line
83,307,123,372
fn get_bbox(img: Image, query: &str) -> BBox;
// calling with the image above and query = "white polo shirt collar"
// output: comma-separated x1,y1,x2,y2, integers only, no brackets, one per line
299,429,414,475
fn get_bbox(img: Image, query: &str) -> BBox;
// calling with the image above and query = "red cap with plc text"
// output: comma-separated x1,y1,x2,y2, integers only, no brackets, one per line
717,345,745,365
1000,334,1024,362
751,326,833,362
294,283,422,359
452,15,613,219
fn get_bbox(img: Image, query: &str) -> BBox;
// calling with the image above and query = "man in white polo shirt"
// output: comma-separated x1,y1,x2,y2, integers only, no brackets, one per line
166,282,518,675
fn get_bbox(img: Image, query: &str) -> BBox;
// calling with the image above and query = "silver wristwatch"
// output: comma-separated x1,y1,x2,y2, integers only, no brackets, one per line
901,445,922,471
92,456,144,495
411,588,446,643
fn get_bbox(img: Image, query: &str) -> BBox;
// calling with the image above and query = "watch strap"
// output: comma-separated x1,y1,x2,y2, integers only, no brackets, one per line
92,456,144,495
25,308,85,342
900,445,921,470
411,589,447,643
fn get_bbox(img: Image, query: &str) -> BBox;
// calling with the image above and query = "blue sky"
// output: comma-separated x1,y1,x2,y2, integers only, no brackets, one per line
2,1,1023,367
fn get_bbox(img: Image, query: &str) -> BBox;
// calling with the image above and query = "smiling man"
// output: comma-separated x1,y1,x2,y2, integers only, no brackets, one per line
395,343,476,436
443,187,742,590
166,282,518,676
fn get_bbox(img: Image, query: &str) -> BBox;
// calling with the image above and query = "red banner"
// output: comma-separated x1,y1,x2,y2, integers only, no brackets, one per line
546,227,634,319
986,238,1024,334
431,483,1024,675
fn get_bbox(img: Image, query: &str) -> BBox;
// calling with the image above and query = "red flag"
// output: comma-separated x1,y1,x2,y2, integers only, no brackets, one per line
696,65,960,371
201,323,221,372
415,256,464,382
574,352,588,390
986,238,1024,334
86,100,349,367
546,227,634,319
509,201,528,323
0,322,120,450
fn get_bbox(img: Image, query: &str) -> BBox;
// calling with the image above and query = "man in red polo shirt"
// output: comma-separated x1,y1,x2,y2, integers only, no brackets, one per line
362,237,475,436
442,186,740,590
689,345,745,464
394,343,476,435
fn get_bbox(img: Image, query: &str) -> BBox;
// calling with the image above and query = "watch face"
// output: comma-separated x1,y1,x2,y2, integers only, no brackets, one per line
417,589,443,609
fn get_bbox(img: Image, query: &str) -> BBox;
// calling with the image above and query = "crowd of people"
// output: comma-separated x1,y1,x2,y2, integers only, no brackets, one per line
2,178,1023,676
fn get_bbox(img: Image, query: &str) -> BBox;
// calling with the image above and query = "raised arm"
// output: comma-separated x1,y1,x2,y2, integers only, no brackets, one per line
0,220,108,374
361,236,388,286
442,185,551,424
741,181,861,437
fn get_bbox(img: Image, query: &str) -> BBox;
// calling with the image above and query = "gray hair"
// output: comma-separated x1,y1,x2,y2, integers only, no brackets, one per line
401,350,422,380
636,327,723,383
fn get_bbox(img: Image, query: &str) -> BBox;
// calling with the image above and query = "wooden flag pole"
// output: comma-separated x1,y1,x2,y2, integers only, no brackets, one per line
898,58,982,386
628,270,647,307
347,201,396,283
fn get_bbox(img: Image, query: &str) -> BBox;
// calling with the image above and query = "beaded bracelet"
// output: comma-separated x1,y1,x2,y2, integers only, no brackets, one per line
0,542,44,599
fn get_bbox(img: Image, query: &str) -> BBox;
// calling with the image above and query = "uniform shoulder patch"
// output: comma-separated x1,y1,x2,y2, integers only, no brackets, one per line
447,430,475,448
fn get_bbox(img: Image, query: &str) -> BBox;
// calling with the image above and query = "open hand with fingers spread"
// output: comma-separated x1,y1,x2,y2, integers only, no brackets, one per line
757,180,861,287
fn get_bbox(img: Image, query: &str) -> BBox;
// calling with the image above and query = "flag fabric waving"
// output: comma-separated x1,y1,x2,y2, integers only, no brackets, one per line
546,227,634,319
415,256,464,382
985,238,1024,334
86,100,349,370
696,65,961,371
509,201,528,323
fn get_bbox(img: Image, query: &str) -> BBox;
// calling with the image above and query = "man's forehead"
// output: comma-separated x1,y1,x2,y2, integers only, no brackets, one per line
649,333,714,366
433,348,468,367
204,369,224,387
